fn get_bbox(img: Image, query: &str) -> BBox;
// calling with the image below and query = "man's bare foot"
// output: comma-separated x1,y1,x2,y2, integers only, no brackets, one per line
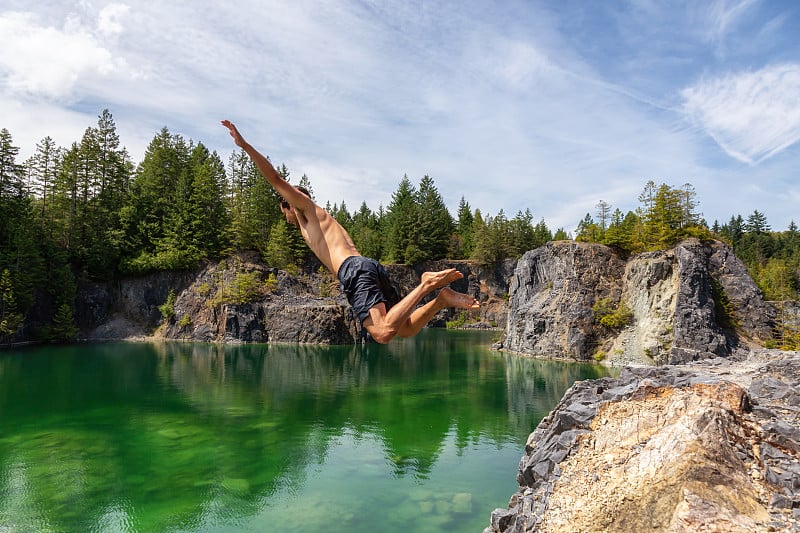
421,268,463,291
437,287,480,309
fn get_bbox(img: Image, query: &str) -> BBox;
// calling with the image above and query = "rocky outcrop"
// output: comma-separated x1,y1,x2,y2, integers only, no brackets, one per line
486,350,800,533
489,238,800,532
503,241,626,360
501,239,776,364
78,253,514,343
76,270,197,340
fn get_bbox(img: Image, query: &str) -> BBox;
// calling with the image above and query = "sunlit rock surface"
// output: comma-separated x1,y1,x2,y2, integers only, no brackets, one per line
501,238,776,364
486,351,800,532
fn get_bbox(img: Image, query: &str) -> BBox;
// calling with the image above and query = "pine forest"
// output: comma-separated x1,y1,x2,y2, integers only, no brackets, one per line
1,110,798,344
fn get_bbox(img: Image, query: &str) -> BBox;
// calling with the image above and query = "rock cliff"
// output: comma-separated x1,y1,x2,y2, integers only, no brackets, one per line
486,351,800,532
77,252,515,343
501,239,776,364
488,238,800,532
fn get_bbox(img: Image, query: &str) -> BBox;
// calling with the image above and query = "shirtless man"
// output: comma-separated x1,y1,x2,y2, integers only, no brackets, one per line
222,120,479,344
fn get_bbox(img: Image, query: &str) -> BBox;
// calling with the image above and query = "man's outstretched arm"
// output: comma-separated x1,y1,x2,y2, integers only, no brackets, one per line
221,120,312,209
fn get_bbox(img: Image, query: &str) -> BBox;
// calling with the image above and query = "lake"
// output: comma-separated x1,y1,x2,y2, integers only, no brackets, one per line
0,329,611,532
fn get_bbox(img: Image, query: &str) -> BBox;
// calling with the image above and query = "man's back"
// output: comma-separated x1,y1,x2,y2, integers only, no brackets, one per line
291,202,360,277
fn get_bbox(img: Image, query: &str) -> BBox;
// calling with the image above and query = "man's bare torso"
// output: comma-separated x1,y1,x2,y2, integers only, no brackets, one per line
294,204,360,277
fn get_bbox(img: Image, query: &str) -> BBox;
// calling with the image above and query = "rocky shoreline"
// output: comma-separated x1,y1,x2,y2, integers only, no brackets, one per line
485,238,800,532
485,349,800,533
74,254,516,344
55,239,800,531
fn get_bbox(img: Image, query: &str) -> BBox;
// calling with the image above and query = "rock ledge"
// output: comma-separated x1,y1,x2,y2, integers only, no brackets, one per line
486,350,800,533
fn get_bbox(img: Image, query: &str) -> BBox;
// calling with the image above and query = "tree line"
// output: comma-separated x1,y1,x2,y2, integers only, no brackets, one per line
0,110,555,342
2,111,797,345
574,180,800,302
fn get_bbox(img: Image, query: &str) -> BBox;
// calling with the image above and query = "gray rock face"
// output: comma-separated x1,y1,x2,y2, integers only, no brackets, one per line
486,351,800,533
502,239,776,364
504,241,626,359
78,253,513,343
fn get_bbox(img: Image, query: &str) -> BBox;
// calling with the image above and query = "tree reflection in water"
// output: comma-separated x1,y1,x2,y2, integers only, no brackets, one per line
0,330,611,532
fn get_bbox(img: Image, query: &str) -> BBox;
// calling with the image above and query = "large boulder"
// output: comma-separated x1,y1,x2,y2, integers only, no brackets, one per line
501,239,776,364
503,241,627,359
486,351,800,532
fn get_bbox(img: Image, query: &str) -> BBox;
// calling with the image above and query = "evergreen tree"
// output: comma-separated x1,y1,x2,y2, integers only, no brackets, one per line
50,303,78,342
0,131,44,320
745,210,771,234
756,257,797,301
83,111,132,278
263,219,296,272
188,145,229,257
575,213,598,242
329,201,354,231
298,174,314,198
385,175,419,264
509,209,536,257
50,142,79,251
595,200,611,233
415,175,453,261
603,208,628,248
351,201,383,260
679,183,701,228
0,128,24,199
452,196,474,259
472,210,509,265
226,149,283,252
553,227,569,240
120,128,190,273
25,136,62,223
532,218,553,249
0,269,23,343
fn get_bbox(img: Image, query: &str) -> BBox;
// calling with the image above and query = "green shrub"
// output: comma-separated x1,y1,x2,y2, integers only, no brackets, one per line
229,272,262,304
446,311,470,329
51,303,78,342
197,282,211,297
177,314,192,329
159,289,176,321
211,271,265,306
263,272,278,293
592,298,632,329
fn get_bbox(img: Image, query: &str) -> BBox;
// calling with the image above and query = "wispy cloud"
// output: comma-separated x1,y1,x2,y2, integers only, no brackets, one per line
1,0,799,232
681,63,800,164
703,0,760,49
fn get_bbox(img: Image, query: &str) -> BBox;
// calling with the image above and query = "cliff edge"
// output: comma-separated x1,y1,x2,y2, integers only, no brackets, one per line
500,238,788,364
488,238,800,532
486,351,800,532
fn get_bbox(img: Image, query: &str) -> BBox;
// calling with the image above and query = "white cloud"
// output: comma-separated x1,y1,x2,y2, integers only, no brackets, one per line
97,3,129,36
0,10,123,100
681,63,800,164
2,0,799,234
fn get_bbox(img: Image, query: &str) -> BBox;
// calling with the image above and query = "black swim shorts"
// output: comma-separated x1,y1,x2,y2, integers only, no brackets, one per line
337,256,400,323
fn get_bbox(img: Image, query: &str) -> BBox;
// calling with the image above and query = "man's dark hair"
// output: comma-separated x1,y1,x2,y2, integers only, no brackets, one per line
279,185,312,208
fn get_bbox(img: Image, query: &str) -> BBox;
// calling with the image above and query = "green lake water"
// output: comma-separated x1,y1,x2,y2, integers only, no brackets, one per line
0,329,611,532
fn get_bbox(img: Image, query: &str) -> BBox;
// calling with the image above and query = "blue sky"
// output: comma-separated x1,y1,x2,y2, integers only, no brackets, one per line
1,0,799,234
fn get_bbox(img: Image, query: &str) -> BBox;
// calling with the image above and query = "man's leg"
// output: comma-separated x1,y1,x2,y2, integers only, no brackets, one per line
363,269,479,344
395,287,481,338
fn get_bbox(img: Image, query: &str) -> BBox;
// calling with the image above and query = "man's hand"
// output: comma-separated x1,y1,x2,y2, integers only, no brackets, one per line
221,119,246,149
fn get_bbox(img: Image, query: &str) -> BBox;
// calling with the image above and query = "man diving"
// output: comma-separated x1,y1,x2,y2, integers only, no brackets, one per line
222,120,480,344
